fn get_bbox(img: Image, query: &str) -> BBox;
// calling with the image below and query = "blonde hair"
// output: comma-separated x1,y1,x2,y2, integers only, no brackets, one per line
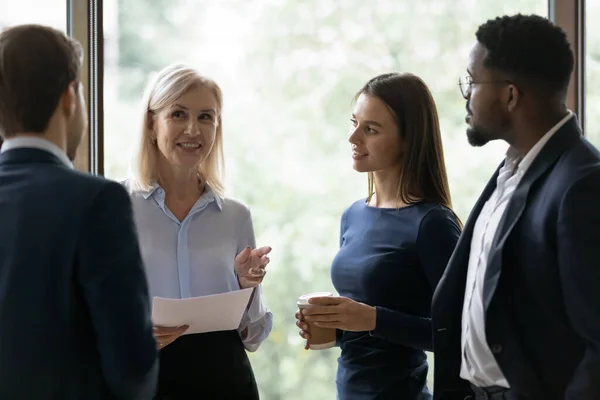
129,63,225,196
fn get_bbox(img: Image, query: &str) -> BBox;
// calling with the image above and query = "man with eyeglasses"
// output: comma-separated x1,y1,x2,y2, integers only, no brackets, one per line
431,14,600,400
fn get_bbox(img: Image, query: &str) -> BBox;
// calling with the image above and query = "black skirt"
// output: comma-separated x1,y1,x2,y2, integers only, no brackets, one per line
155,330,259,400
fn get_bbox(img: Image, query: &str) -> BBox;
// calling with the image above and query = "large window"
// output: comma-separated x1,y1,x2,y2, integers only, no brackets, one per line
103,1,546,398
587,0,600,146
0,0,65,31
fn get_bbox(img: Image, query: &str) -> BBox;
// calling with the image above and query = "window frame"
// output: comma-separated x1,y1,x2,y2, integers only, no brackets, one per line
549,0,586,131
69,0,104,174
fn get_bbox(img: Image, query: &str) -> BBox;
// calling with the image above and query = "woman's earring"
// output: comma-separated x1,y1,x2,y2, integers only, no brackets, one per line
151,138,157,144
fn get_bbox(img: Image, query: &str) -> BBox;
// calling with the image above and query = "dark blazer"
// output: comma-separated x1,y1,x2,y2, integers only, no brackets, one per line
432,116,600,400
0,148,158,399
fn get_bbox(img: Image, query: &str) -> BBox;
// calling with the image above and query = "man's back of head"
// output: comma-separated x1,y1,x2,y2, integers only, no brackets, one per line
0,24,86,160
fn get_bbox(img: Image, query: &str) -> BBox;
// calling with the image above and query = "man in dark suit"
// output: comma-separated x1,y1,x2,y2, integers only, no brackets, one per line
432,14,600,400
0,25,158,399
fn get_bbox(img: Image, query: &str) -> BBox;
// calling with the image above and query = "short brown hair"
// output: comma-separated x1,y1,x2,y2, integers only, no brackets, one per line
0,24,83,138
356,73,454,211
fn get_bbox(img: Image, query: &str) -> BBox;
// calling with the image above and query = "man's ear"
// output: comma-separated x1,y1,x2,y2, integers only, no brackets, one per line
60,83,77,118
506,85,521,112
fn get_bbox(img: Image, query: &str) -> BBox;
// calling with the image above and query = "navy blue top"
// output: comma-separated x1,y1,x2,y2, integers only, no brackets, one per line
332,200,461,400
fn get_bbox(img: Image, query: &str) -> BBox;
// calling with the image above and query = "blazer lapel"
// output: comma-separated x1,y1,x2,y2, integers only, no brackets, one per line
482,117,582,311
433,162,501,324
449,164,501,272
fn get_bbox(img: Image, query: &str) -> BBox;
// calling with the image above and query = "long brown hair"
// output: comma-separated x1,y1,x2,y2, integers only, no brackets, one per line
357,72,454,213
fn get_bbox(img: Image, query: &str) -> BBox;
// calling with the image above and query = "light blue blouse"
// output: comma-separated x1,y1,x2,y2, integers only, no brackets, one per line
123,180,272,352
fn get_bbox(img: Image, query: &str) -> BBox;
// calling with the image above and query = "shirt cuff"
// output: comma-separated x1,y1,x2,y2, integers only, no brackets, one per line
242,285,268,324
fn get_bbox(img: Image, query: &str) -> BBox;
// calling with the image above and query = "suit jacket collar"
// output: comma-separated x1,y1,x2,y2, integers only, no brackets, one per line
432,160,501,324
0,147,69,168
1,136,73,168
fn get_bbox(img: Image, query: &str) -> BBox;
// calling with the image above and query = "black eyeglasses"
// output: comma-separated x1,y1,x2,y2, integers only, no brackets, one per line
458,76,513,99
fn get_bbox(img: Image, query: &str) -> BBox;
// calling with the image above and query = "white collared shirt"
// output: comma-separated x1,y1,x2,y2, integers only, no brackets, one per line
0,136,73,168
460,111,574,388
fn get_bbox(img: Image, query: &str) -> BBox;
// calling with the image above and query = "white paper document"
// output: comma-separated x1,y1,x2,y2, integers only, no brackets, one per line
152,288,254,335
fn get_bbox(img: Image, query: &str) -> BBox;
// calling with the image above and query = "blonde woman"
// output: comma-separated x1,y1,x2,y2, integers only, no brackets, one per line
124,64,272,399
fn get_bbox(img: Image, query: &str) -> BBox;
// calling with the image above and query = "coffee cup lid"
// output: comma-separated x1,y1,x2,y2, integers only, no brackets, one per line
297,292,332,305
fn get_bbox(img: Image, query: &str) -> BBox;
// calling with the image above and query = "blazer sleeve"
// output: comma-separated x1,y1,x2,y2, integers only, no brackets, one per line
77,181,158,399
371,207,461,351
558,167,600,399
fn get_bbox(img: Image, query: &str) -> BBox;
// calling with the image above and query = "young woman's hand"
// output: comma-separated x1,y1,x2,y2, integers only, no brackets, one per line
301,296,376,332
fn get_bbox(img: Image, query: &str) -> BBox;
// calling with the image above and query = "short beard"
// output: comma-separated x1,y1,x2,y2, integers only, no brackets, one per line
466,127,490,147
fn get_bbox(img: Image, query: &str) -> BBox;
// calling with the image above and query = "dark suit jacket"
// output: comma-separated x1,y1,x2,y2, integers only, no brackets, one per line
0,148,158,399
432,116,600,400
